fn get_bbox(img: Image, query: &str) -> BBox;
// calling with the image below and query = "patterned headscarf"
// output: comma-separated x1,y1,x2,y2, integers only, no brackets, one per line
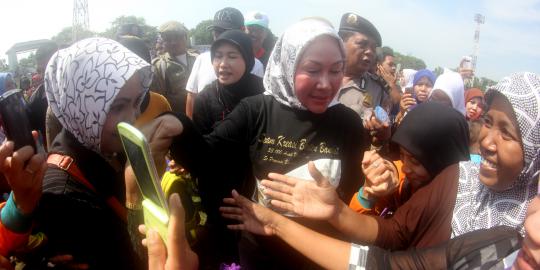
263,18,345,109
45,38,152,153
431,69,466,115
452,72,540,236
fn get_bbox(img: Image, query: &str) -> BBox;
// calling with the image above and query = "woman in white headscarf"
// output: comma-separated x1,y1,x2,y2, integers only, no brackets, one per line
429,69,466,115
36,38,152,269
140,18,368,269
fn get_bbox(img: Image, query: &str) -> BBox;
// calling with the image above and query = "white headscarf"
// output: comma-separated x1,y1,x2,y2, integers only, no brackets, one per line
45,38,152,153
401,69,417,91
431,69,465,115
263,18,345,109
452,72,540,236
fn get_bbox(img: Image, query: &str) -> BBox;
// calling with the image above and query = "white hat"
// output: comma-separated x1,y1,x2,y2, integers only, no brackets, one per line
245,11,269,29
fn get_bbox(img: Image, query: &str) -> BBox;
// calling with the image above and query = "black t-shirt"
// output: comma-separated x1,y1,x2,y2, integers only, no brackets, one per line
172,94,367,206
171,94,367,267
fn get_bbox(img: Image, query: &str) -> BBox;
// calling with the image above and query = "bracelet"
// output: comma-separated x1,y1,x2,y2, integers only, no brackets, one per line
357,187,376,209
125,201,143,210
1,192,33,233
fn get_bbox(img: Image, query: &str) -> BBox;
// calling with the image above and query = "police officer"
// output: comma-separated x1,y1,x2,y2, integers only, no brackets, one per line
151,21,198,114
337,12,391,148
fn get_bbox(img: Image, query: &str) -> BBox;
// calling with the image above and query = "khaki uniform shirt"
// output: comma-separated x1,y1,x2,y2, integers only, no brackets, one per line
338,72,391,119
151,51,198,114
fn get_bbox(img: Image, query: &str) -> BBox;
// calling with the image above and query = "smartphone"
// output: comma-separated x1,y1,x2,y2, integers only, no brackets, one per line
0,89,36,151
117,122,169,242
403,88,418,111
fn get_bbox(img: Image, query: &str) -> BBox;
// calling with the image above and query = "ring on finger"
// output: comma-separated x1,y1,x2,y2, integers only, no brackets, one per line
25,167,35,174
371,162,381,169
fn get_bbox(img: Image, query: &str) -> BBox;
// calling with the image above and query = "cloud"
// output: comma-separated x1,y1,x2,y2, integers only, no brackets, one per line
484,0,540,22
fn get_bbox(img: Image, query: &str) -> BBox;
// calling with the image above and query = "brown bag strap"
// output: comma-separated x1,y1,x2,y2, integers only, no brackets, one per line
47,153,128,223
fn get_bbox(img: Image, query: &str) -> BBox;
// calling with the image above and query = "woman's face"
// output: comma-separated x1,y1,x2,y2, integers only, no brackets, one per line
212,42,246,86
479,93,524,191
100,72,145,154
400,148,431,189
429,89,453,108
413,77,433,102
466,97,484,120
294,35,344,114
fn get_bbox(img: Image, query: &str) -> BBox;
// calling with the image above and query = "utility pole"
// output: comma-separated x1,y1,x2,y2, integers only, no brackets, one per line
73,0,90,43
472,13,485,71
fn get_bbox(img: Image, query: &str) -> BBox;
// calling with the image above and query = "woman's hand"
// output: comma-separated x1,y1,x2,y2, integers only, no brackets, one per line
220,189,281,236
399,93,417,113
141,115,183,175
140,193,198,270
0,137,47,214
361,150,399,199
514,196,540,270
260,162,342,220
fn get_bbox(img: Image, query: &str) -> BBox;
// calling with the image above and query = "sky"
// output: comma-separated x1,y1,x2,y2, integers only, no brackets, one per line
1,0,539,80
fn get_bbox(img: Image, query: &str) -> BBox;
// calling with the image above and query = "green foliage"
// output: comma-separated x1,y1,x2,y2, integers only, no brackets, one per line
190,20,213,45
433,66,444,77
0,59,9,72
472,76,497,91
100,15,158,45
52,26,95,47
394,51,426,70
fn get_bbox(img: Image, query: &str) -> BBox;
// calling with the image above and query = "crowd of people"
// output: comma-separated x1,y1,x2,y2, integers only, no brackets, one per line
0,6,539,270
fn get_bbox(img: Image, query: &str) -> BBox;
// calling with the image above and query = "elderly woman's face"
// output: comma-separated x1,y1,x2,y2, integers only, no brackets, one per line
100,72,145,155
294,36,344,114
479,93,524,191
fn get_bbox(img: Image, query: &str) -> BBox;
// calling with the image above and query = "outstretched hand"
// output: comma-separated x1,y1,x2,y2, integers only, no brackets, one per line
220,190,279,236
140,193,198,270
260,161,341,220
140,114,183,175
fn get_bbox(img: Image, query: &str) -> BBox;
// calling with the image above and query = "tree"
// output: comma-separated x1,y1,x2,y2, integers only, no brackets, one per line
394,52,426,70
190,20,213,45
52,26,95,47
0,59,9,72
472,77,497,91
101,15,158,45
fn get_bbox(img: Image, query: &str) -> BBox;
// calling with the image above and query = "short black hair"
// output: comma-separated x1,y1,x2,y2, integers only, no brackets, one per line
377,46,394,63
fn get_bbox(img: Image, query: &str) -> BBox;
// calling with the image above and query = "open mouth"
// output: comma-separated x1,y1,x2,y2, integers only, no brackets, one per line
480,157,497,171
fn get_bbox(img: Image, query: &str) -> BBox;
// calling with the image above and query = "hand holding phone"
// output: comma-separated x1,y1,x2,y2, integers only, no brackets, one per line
118,122,169,242
401,88,418,112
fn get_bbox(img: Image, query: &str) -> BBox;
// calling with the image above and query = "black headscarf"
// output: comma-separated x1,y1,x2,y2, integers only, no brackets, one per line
392,102,470,177
209,30,262,112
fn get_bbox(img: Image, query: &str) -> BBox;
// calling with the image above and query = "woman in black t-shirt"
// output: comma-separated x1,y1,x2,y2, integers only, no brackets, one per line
144,18,368,269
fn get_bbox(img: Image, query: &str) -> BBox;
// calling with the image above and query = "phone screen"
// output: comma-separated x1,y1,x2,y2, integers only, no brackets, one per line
121,136,162,206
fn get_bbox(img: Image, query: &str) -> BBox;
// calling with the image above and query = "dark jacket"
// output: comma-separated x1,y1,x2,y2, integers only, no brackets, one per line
34,129,142,270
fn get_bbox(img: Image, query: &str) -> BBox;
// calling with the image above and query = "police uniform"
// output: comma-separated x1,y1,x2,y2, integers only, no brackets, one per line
151,21,198,114
337,12,390,118
338,72,391,118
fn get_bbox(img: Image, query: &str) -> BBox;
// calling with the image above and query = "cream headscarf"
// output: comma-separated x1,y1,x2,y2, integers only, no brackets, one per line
431,69,466,115
263,18,345,109
45,38,152,153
